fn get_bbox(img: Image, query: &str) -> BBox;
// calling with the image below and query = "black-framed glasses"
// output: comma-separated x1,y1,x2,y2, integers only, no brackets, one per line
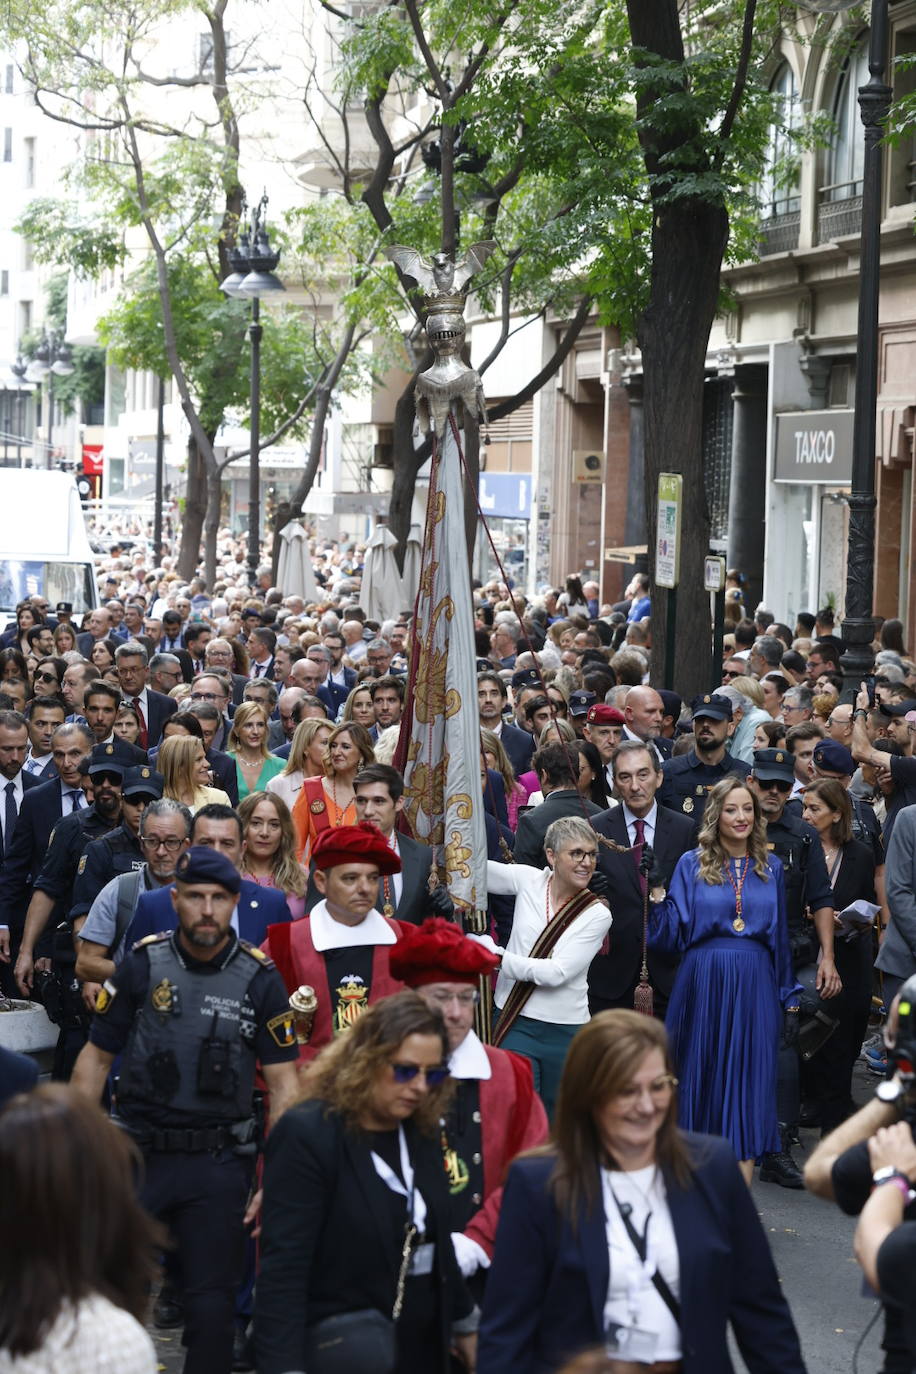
390,1061,450,1086
141,835,184,852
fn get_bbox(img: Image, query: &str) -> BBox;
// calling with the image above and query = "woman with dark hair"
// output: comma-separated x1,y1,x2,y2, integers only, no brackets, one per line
649,776,800,1182
30,655,67,700
801,778,877,1131
572,739,610,809
291,721,375,862
0,647,27,683
478,1011,806,1374
0,1083,161,1371
255,991,477,1374
1,602,40,656
557,576,588,618
89,637,119,673
880,617,906,656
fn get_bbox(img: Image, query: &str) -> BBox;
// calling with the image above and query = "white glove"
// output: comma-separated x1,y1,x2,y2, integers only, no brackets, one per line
451,1231,491,1277
466,932,504,956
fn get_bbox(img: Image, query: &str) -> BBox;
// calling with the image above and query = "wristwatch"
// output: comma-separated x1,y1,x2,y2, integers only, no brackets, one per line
877,1078,908,1113
872,1166,915,1203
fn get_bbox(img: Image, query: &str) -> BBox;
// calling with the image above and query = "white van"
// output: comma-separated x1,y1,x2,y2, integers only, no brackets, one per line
0,469,99,615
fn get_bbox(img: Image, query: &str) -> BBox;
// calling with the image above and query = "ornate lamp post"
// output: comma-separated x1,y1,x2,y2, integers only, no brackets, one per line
219,195,285,588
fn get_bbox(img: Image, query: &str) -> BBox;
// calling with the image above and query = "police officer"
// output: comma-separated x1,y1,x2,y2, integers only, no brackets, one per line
747,747,842,1188
657,693,747,825
69,766,162,927
72,847,299,1374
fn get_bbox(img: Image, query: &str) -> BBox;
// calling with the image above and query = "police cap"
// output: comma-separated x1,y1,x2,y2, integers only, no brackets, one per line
87,740,132,777
568,689,597,718
751,748,795,783
122,766,164,800
879,700,916,718
690,693,733,722
812,740,854,776
175,845,241,895
511,667,542,692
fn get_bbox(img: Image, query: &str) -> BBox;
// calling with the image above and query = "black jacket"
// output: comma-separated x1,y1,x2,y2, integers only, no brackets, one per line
588,802,696,1002
513,789,602,869
255,1099,473,1374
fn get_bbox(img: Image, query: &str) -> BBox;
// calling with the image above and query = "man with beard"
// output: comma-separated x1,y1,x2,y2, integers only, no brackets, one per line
657,693,747,825
72,846,299,1374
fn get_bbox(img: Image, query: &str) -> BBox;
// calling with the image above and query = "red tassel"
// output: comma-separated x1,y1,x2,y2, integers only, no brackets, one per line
633,977,654,1017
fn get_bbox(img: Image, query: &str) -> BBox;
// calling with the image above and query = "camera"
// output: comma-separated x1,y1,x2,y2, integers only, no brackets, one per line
888,974,916,1088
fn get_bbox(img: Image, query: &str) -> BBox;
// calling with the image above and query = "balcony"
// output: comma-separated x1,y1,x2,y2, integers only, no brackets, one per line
758,210,800,256
817,180,863,243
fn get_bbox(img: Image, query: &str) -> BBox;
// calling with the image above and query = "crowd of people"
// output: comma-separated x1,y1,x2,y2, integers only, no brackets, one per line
1,542,916,1373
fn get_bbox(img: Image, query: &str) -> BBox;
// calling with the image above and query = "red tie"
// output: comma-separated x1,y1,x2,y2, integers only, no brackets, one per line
633,817,647,897
133,696,148,749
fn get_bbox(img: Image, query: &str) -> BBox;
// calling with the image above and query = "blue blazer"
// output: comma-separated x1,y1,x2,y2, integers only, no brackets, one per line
124,877,290,952
478,1137,806,1374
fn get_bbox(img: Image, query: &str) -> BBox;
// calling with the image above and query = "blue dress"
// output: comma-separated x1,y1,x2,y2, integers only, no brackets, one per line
649,850,800,1160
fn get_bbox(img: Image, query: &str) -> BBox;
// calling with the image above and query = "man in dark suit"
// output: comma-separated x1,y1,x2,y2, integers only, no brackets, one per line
124,802,289,948
478,671,534,778
322,631,356,711
75,606,114,657
513,743,603,869
247,627,276,681
588,739,695,1018
303,764,453,925
621,685,673,762
0,710,45,872
23,697,67,780
114,641,177,749
0,722,94,994
204,639,248,704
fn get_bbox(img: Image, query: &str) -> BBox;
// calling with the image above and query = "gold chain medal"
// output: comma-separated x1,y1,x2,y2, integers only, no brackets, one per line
725,855,751,932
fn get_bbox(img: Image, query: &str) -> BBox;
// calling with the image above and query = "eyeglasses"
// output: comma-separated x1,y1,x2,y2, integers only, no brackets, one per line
390,1061,450,1086
616,1074,678,1106
425,989,480,1009
782,705,806,714
561,848,598,864
91,771,122,786
35,671,59,685
721,669,742,680
755,778,792,793
191,692,221,702
142,835,184,852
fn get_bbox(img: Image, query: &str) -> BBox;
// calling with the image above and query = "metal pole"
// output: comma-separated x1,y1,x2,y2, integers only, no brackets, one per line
45,372,53,469
712,587,725,687
840,0,891,698
665,587,677,691
154,376,165,564
247,296,262,589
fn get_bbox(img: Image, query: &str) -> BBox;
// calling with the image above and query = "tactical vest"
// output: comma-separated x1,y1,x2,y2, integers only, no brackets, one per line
119,937,260,1123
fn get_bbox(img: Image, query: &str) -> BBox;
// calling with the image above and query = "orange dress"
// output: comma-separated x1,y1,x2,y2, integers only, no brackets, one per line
291,774,357,863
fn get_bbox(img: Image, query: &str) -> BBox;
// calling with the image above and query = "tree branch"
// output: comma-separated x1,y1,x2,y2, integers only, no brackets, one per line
717,0,758,154
487,294,593,421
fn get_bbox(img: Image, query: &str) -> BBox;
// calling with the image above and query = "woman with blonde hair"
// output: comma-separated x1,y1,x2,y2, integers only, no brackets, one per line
341,683,376,731
266,717,332,811
481,727,527,830
52,621,78,655
227,701,285,801
290,721,375,862
649,776,800,1182
158,734,231,814
238,791,307,920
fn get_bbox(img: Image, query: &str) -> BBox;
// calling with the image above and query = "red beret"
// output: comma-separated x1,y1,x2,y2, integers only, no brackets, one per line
312,823,402,875
586,704,625,725
389,918,499,987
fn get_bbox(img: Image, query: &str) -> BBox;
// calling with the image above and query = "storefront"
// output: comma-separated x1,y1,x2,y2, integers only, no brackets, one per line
475,472,533,590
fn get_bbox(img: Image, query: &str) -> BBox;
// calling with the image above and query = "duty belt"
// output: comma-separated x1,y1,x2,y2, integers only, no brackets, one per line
146,1126,236,1153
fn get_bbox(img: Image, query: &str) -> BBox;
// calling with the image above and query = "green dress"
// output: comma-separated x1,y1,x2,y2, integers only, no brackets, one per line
232,753,286,801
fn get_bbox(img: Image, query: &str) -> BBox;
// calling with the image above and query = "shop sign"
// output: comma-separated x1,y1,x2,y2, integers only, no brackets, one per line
773,409,854,483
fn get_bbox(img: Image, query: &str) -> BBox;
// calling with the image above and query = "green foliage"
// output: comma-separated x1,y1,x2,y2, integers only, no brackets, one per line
16,199,126,275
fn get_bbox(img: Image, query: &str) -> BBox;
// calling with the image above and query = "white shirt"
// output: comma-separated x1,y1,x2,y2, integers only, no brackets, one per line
0,770,24,849
486,861,611,1023
0,1293,156,1374
23,750,52,776
600,1165,681,1361
308,899,398,951
623,802,657,849
621,726,664,765
449,1029,492,1080
381,832,403,908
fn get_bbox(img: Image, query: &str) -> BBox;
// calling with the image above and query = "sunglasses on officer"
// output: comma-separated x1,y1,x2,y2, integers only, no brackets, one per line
755,777,792,793
390,1061,450,1086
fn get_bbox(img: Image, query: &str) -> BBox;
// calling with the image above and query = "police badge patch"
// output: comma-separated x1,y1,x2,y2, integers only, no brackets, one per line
151,977,173,1013
95,980,117,1014
682,797,694,814
266,1012,296,1047
77,854,88,875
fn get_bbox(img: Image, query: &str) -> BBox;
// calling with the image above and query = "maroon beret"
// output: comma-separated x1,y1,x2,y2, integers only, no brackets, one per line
586,704,625,726
389,918,499,987
312,823,402,875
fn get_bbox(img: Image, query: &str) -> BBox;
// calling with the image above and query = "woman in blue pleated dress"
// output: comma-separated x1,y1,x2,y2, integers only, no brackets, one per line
648,776,801,1184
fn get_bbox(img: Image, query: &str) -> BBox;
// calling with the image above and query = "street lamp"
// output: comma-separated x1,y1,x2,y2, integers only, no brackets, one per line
24,329,74,468
219,195,285,588
805,0,892,693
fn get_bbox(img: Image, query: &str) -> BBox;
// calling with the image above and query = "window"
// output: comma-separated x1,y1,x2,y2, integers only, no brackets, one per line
18,300,31,335
760,63,801,219
2,128,10,162
4,66,12,94
24,137,34,188
22,240,32,271
824,37,868,203
0,271,8,296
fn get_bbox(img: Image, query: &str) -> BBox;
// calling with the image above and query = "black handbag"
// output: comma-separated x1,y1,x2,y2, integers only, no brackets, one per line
304,1222,417,1374
796,961,840,1061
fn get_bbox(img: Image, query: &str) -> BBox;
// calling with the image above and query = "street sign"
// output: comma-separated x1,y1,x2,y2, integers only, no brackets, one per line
655,473,682,589
704,555,725,592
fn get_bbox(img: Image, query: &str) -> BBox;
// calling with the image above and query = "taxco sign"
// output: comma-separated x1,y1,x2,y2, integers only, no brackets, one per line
773,409,854,484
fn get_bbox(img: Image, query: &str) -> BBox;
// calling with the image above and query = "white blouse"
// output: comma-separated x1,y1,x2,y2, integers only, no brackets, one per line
486,860,611,1024
600,1165,681,1361
0,1294,156,1374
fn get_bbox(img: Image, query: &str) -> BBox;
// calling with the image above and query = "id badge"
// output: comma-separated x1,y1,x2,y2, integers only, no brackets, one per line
409,1242,435,1276
605,1322,658,1364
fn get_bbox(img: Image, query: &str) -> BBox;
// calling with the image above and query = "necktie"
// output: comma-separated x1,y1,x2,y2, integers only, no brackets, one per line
132,696,149,749
632,816,647,897
4,781,16,856
69,789,84,814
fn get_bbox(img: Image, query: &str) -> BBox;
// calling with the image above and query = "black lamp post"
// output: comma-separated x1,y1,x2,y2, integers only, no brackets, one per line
25,330,75,468
219,195,285,588
807,0,892,693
